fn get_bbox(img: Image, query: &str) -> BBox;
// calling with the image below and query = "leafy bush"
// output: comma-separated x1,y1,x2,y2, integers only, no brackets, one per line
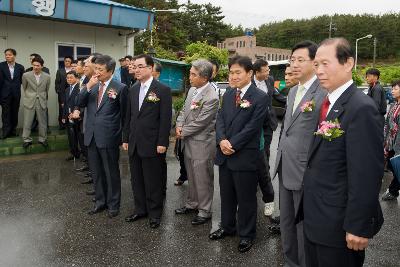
352,70,363,86
173,96,185,114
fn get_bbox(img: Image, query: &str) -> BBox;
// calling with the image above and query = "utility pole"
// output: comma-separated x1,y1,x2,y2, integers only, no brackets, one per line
373,37,377,67
328,16,337,38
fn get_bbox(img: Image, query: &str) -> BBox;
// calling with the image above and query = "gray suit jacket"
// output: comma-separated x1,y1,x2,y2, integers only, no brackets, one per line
22,71,50,109
273,78,327,190
176,84,219,160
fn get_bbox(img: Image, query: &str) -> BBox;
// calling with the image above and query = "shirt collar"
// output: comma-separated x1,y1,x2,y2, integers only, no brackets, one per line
195,82,210,94
300,75,317,90
70,83,78,88
101,77,113,90
141,76,154,89
238,82,252,97
8,62,15,68
328,79,354,108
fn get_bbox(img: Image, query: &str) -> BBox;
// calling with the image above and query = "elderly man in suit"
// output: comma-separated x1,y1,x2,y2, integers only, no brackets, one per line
209,56,268,253
174,59,219,226
75,54,127,218
122,54,172,229
273,41,326,267
0,48,25,139
301,38,384,267
21,57,50,148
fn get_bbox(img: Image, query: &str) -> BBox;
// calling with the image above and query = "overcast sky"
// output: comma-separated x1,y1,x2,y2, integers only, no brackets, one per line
178,0,399,28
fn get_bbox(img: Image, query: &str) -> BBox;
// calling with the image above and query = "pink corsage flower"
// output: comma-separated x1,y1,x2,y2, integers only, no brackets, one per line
147,92,160,102
107,88,117,99
239,99,251,108
314,119,344,141
190,100,202,110
300,100,315,113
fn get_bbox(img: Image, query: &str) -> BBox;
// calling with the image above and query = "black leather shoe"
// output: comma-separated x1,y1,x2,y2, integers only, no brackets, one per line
268,224,281,235
209,228,235,240
76,166,89,172
23,142,32,149
149,218,160,228
191,216,211,225
108,210,119,218
125,213,147,222
39,140,49,148
87,206,106,215
81,179,93,184
175,207,197,215
238,239,253,253
86,190,95,196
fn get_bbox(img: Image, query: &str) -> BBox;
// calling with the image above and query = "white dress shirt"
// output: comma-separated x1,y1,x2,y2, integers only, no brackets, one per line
327,79,354,114
238,82,252,99
8,63,15,79
254,78,268,94
298,75,317,99
97,77,113,105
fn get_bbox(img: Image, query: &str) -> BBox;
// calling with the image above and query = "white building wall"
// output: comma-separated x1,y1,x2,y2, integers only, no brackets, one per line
0,14,128,127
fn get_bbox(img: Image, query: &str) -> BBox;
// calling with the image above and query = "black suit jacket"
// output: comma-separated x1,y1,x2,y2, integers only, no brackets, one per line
302,83,384,248
0,61,25,101
63,83,80,119
55,68,68,96
123,79,172,158
120,67,133,86
215,84,268,171
367,81,386,115
252,76,286,132
77,79,128,148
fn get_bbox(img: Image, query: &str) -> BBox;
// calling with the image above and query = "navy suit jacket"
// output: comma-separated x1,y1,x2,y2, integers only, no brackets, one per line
0,61,25,100
63,83,80,119
302,83,384,248
77,79,128,148
122,79,172,158
215,84,268,171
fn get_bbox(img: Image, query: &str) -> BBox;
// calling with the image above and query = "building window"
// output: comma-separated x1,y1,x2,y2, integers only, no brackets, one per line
279,55,282,60
243,41,246,47
237,41,239,48
267,54,270,60
56,42,93,69
271,54,274,61
250,41,253,48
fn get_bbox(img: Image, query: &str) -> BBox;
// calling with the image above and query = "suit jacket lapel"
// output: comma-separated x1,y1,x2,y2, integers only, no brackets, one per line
227,85,254,127
184,85,208,121
307,83,356,161
139,79,156,115
287,80,319,130
97,81,112,111
184,87,195,121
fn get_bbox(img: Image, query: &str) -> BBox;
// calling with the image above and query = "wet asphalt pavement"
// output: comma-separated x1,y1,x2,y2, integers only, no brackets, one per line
0,129,399,267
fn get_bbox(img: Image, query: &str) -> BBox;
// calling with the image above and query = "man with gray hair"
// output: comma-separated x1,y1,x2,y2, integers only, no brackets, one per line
75,54,127,219
175,59,219,226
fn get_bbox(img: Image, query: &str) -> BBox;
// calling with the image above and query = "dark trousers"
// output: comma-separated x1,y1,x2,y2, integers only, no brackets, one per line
66,121,80,158
1,94,20,136
387,150,400,196
304,233,365,267
177,143,188,181
219,163,258,240
88,139,121,212
78,132,87,159
130,150,165,219
257,150,274,203
57,94,65,128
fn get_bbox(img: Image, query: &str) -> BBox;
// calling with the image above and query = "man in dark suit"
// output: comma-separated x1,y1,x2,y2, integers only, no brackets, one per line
55,56,73,130
75,55,127,218
209,56,268,253
63,71,81,160
0,48,25,139
121,55,133,86
122,54,172,229
252,59,287,217
366,68,387,124
302,38,384,267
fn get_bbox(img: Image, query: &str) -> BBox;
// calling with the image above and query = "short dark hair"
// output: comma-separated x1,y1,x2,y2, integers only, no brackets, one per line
94,55,116,73
366,68,380,79
228,55,253,73
4,48,16,56
32,57,44,66
253,59,269,72
125,55,133,61
119,58,125,62
64,56,73,61
30,53,40,58
136,54,154,67
71,59,78,64
209,59,220,72
154,62,162,73
66,70,79,78
291,40,318,60
319,38,355,65
77,57,87,66
391,80,400,88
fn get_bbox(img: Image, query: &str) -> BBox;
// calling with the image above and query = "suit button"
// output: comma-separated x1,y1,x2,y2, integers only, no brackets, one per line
307,165,311,169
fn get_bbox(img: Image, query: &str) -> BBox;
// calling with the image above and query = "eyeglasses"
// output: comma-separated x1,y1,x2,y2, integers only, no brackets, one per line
290,58,312,64
135,65,151,69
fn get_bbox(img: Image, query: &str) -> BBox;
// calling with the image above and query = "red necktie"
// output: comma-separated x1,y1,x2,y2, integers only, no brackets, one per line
319,96,330,124
97,82,105,108
235,89,241,107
